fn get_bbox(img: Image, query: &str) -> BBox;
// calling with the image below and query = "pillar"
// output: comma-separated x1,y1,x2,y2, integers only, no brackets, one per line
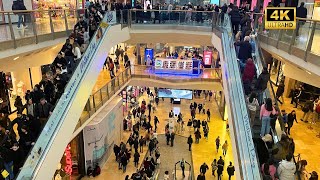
283,77,296,98
169,46,175,54
136,44,142,65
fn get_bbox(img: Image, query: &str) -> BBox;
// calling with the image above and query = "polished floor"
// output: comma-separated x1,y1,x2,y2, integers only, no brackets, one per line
277,95,320,173
83,91,235,180
0,17,77,42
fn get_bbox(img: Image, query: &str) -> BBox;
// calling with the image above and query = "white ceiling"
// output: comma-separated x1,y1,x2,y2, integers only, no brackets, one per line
0,43,63,72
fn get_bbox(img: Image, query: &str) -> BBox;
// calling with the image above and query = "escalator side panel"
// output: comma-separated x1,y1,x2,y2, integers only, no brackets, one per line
17,17,130,179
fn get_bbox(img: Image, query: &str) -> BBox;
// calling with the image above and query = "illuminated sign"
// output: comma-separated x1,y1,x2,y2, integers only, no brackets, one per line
203,51,213,65
64,144,72,175
265,7,296,30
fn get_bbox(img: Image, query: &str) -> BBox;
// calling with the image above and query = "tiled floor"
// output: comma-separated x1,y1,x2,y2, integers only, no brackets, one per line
0,17,77,41
83,90,235,180
277,96,320,174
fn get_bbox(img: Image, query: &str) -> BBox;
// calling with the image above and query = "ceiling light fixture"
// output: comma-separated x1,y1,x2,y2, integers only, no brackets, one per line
13,56,19,61
52,46,57,49
306,71,311,75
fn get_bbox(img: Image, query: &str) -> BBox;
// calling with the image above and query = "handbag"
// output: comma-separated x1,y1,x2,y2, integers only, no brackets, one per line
1,169,9,178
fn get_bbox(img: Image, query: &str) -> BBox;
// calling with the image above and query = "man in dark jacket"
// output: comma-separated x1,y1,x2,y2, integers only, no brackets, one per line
12,0,27,29
74,15,88,31
235,36,252,68
276,82,285,104
217,156,225,180
36,98,53,128
287,110,297,135
228,6,241,35
296,2,307,36
255,67,270,92
227,162,235,180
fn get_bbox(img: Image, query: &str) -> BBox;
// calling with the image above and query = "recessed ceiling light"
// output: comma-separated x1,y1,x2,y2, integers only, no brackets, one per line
306,71,311,75
13,56,19,60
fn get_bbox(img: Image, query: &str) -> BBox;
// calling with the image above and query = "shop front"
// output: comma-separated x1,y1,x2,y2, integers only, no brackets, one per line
83,97,124,172
54,133,86,180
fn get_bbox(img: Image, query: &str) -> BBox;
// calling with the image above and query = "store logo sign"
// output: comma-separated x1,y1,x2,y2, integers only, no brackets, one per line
64,144,72,175
106,11,117,24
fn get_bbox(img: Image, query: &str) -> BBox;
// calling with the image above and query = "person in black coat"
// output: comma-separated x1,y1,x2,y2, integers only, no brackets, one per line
255,67,270,92
287,110,297,135
234,36,252,64
133,138,139,153
296,2,307,36
11,143,25,176
32,84,44,104
187,135,193,151
276,82,285,104
217,156,225,180
19,126,35,155
133,151,140,167
228,6,242,35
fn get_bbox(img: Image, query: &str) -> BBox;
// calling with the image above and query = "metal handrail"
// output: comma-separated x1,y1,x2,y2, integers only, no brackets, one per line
0,9,83,13
250,12,320,22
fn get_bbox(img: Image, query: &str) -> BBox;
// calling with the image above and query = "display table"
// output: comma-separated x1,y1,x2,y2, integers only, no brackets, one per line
154,58,201,75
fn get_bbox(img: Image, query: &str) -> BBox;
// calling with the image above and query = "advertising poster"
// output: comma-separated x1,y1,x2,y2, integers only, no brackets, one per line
203,51,213,66
144,48,154,62
83,99,123,170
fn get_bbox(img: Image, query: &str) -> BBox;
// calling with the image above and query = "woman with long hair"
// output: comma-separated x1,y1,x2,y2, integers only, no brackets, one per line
260,98,277,137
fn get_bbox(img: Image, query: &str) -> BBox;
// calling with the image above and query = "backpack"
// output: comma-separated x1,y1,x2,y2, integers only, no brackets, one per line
93,164,101,177
87,166,93,176
316,103,320,113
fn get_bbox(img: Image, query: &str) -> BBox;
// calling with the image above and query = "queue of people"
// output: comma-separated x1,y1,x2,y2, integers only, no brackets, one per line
228,1,320,179
0,2,122,179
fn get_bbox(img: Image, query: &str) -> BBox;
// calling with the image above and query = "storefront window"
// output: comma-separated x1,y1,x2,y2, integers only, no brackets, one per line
55,134,84,180
32,0,76,19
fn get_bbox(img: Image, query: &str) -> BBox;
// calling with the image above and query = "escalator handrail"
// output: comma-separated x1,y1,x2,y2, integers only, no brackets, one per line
218,15,261,180
17,13,116,179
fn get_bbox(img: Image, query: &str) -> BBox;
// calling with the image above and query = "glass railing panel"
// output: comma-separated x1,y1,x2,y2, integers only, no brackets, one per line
293,20,313,50
130,10,214,27
35,11,53,36
0,13,13,42
11,12,36,40
66,9,78,31
279,29,294,44
51,9,67,33
268,29,280,39
311,22,320,55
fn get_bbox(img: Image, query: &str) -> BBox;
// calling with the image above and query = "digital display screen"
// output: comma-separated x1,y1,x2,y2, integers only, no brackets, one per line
158,89,193,100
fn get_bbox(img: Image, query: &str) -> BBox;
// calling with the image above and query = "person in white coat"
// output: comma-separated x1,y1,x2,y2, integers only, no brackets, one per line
277,154,296,180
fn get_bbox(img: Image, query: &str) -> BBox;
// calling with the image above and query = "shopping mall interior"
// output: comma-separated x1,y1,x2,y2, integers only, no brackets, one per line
0,0,320,180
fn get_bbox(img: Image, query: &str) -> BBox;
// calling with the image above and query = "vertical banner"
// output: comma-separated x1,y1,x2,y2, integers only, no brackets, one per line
144,48,154,62
83,99,124,170
203,51,213,66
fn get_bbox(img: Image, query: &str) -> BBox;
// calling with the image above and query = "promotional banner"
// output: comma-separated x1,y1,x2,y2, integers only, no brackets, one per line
144,48,154,62
203,51,213,66
83,99,123,170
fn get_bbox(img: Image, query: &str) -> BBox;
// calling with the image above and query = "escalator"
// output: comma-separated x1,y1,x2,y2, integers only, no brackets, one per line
216,12,282,180
17,13,130,180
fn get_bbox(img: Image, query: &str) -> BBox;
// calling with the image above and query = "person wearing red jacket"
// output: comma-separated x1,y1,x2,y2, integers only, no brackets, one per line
242,58,256,83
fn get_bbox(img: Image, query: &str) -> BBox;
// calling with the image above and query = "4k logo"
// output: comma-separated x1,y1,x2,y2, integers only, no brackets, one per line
265,7,296,30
